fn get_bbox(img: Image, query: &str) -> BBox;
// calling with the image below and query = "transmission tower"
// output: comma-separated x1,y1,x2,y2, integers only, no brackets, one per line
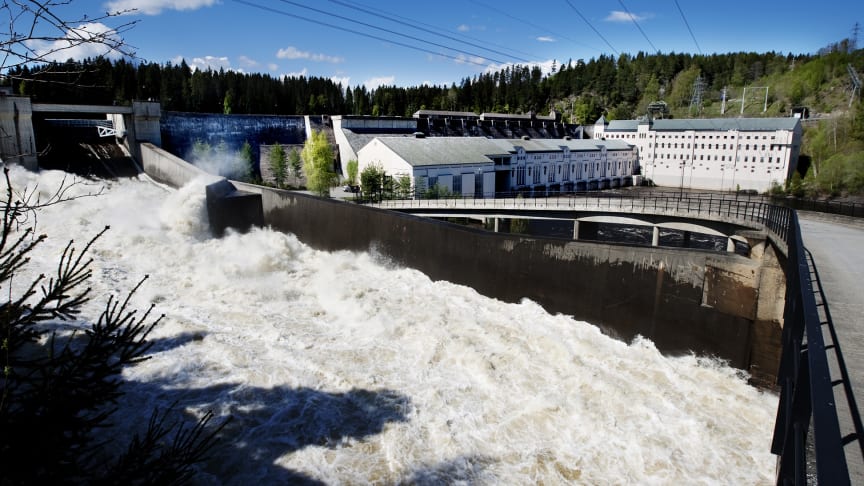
849,63,862,107
852,22,860,51
689,75,706,116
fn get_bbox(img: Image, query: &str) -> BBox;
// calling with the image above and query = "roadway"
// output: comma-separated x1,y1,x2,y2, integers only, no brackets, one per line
799,211,864,481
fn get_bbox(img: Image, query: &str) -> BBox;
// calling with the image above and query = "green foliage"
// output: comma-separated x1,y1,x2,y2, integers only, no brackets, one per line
0,169,223,484
6,41,861,121
799,109,864,196
288,147,303,180
239,140,254,182
301,130,336,197
346,159,359,186
360,162,386,201
395,175,413,199
269,143,287,188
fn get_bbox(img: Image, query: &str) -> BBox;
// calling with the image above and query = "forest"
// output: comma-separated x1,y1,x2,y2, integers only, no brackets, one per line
3,41,863,196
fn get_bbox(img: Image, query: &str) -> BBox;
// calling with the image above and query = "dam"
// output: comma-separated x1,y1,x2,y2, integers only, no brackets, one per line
2,98,862,483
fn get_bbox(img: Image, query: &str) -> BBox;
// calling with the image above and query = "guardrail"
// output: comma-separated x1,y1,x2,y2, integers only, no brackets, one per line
366,193,786,242
360,191,862,484
771,211,863,485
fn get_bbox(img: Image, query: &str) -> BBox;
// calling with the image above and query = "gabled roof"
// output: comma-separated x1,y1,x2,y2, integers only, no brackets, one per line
360,137,634,167
606,117,800,132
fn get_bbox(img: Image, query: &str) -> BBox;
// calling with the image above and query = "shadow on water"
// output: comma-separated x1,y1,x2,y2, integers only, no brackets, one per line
113,331,415,484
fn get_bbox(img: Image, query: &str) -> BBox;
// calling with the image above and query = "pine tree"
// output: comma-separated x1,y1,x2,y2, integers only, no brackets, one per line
0,168,224,484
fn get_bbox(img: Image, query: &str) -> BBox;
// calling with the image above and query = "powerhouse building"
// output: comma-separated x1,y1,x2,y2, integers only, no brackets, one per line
357,136,638,197
593,116,802,192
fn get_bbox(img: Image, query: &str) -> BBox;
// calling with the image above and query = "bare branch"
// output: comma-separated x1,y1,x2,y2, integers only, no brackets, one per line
1,0,138,75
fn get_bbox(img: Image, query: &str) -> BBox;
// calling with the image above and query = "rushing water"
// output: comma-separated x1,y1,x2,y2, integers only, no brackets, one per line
5,166,778,484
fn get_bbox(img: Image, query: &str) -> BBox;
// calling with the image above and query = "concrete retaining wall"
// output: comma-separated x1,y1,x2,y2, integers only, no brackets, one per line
142,143,783,380
0,96,37,169
141,142,220,187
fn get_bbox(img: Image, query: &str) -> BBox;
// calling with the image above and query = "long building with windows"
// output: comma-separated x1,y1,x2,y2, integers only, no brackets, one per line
357,135,638,197
593,116,802,192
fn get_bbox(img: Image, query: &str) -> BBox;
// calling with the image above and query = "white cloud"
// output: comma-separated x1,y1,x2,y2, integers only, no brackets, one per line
238,55,259,69
455,54,487,66
330,76,350,88
457,24,470,32
536,36,555,43
104,0,217,15
25,22,125,62
605,10,648,22
188,55,231,71
364,76,395,90
283,68,309,79
276,46,344,63
268,63,279,72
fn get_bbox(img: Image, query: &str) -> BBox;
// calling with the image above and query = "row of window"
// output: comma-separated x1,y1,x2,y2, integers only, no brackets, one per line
608,132,779,141
651,153,779,163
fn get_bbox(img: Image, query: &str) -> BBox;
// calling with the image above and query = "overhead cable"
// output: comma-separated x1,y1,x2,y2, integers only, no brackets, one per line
469,0,603,53
673,0,702,54
326,0,532,63
273,0,508,65
617,0,658,53
231,0,493,67
562,0,619,55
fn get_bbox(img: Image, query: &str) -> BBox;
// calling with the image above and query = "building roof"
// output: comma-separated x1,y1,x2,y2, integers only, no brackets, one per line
605,117,800,132
361,137,633,167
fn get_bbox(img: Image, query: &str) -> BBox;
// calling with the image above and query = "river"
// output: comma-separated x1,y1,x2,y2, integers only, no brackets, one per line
5,165,778,484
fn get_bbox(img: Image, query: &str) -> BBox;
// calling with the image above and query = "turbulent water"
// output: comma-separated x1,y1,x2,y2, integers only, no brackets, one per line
5,166,778,484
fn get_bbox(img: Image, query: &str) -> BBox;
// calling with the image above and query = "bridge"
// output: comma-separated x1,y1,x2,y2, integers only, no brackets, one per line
368,192,784,253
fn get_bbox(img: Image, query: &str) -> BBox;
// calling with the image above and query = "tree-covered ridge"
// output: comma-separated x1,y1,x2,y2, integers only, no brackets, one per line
5,45,861,120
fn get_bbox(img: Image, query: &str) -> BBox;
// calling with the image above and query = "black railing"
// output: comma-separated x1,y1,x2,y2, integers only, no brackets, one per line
355,188,864,219
360,191,863,483
770,210,864,484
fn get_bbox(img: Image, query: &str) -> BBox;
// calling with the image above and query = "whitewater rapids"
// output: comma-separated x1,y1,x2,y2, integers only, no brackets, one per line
4,166,778,484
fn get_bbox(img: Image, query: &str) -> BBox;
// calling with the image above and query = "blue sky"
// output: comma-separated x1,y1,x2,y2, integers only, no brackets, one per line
35,1,864,90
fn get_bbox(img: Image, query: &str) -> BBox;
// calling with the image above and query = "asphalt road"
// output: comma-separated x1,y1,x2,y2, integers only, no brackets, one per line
798,211,864,481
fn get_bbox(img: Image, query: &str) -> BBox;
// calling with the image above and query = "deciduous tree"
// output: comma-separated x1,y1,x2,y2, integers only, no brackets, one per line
301,130,336,197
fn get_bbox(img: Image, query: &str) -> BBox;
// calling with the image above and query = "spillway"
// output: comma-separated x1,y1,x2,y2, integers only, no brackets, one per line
4,166,778,484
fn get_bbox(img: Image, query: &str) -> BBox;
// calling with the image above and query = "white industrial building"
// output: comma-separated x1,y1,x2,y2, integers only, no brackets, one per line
357,135,638,197
593,116,802,192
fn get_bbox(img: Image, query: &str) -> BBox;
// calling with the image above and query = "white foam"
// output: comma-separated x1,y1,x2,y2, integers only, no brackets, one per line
2,165,779,484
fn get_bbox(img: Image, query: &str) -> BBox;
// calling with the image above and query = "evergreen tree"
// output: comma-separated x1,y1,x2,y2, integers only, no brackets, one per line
269,143,287,188
0,169,224,484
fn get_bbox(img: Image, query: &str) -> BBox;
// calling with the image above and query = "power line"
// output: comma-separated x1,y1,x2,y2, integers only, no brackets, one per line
468,0,603,53
673,0,702,54
350,0,539,60
617,0,658,53
272,0,511,65
562,0,619,55
231,0,492,67
326,0,533,64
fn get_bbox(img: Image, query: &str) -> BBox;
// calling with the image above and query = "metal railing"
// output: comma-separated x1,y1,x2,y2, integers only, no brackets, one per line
360,190,863,484
771,210,864,484
366,192,783,236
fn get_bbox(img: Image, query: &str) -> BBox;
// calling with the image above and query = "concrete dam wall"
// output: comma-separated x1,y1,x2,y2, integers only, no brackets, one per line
141,143,784,384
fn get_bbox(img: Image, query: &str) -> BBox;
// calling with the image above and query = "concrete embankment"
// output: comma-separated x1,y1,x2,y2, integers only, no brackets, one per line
140,143,785,383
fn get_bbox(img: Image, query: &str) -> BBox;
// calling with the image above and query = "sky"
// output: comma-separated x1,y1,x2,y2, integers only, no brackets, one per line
26,0,864,90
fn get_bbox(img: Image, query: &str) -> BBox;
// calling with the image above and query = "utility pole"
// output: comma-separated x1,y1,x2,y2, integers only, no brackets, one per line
721,86,727,115
741,86,769,114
